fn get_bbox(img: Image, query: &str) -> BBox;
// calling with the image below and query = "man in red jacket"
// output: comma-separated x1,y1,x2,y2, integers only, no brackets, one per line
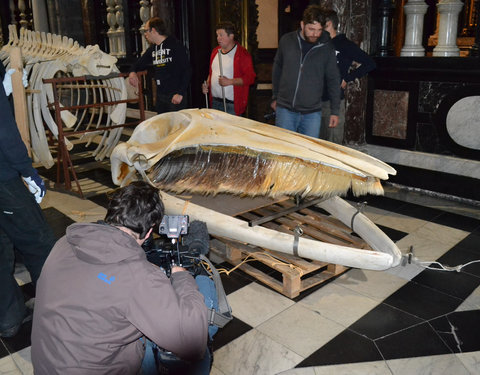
202,22,256,116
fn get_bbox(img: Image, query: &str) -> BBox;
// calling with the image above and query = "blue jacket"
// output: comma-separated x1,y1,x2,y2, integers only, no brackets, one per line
0,63,36,181
272,30,341,115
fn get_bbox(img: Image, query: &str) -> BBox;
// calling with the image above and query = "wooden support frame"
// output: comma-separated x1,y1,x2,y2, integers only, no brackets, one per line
42,71,147,197
209,198,361,298
10,47,30,155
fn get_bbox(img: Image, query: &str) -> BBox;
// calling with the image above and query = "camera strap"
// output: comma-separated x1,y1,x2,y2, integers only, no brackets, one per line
200,254,233,328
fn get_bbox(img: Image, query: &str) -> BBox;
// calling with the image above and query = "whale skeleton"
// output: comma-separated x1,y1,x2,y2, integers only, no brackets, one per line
111,109,404,271
1,26,127,169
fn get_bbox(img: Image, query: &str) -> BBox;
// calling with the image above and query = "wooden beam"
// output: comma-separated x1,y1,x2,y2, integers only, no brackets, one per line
10,47,30,156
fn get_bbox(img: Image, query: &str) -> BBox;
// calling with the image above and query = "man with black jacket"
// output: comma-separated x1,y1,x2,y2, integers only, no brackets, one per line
0,62,56,338
320,9,376,144
271,5,341,137
129,17,191,114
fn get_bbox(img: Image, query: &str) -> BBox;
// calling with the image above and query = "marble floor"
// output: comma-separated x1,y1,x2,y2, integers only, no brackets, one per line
1,148,480,375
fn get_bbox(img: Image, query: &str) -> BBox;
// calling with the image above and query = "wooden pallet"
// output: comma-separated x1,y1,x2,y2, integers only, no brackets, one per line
210,199,372,298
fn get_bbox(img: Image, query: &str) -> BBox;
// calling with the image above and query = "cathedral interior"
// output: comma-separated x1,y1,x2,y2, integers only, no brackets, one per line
1,0,480,374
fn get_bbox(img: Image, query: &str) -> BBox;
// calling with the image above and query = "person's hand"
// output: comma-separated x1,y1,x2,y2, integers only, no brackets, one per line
3,68,15,96
202,81,209,95
329,115,339,128
22,170,46,204
171,265,187,273
218,76,231,87
128,72,139,88
171,94,183,105
341,79,347,89
271,100,277,111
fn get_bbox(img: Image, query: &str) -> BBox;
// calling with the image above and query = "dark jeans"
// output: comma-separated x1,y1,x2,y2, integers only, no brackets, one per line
275,106,322,137
211,97,235,115
156,92,187,114
0,177,56,332
141,276,217,374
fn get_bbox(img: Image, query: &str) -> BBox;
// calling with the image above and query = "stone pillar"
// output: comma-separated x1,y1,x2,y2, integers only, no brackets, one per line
105,0,126,58
139,0,151,54
114,0,126,58
106,0,118,55
17,0,30,29
433,0,464,57
378,0,395,56
401,0,429,56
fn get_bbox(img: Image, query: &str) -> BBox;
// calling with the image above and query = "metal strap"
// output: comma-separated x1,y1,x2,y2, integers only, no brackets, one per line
293,225,303,257
350,201,367,233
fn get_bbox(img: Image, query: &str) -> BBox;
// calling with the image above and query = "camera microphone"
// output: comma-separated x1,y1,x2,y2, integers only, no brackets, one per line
183,220,209,255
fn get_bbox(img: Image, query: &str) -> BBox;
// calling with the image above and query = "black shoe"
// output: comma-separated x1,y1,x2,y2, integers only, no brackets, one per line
0,308,33,338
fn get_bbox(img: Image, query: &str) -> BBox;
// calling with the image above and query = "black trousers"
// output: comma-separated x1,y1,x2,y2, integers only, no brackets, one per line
0,177,56,331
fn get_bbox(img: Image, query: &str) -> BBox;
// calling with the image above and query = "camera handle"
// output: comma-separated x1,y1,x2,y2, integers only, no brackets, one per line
168,238,183,267
200,255,232,328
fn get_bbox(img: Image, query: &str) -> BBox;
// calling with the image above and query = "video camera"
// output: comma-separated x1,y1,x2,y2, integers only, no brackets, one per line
143,215,210,277
144,215,234,334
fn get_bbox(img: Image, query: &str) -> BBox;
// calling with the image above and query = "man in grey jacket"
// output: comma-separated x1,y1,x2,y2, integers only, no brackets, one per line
31,181,208,374
271,5,341,137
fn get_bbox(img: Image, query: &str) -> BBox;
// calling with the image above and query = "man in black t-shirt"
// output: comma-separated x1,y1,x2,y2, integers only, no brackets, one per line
128,17,191,114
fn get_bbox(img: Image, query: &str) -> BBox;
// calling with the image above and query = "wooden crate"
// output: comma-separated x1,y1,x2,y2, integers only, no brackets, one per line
210,199,372,298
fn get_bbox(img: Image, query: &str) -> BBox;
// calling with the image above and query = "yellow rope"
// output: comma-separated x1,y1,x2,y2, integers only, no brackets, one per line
182,200,189,215
202,251,304,276
71,210,104,219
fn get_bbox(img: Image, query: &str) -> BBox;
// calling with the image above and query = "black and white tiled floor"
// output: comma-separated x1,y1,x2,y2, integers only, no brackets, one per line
2,164,480,374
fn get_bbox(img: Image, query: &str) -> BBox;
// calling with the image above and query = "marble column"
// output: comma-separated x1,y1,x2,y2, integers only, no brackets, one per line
106,0,118,55
401,0,429,56
433,0,464,57
139,0,151,54
378,0,395,56
17,0,30,29
114,0,126,58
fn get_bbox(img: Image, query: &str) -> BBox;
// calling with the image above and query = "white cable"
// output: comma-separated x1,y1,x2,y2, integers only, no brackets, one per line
410,257,480,272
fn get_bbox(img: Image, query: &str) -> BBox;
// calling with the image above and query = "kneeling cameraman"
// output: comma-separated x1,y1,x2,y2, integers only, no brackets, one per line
31,181,208,374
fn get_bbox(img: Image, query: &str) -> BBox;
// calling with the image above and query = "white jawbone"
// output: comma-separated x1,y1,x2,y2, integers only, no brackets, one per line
110,109,402,271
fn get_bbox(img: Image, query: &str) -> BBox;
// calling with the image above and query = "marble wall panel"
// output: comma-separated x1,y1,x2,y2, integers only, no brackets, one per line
345,76,369,144
416,122,447,154
372,89,409,139
418,81,467,113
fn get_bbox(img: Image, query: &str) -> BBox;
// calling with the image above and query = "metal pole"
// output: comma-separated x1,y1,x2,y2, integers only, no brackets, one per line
204,80,208,108
217,52,227,112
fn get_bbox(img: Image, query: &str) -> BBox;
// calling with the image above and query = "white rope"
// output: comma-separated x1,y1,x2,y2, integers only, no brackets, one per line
411,257,480,272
